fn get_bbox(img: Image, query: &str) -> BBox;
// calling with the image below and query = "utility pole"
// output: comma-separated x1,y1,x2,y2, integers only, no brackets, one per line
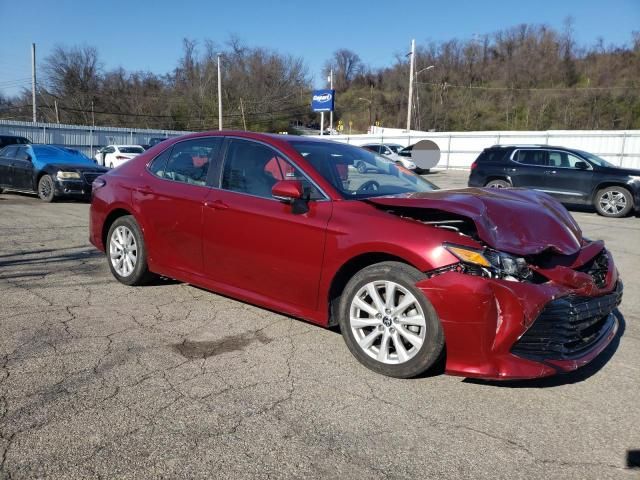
217,54,223,130
91,101,95,127
31,43,37,123
329,67,333,133
406,39,415,132
240,97,247,131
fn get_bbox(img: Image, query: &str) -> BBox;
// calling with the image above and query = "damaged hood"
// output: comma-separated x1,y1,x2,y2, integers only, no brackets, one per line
366,188,583,256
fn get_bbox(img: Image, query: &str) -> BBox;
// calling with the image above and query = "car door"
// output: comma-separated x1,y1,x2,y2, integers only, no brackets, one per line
0,146,19,186
507,149,549,190
12,147,35,191
541,150,594,204
202,138,332,310
132,137,223,276
103,146,116,167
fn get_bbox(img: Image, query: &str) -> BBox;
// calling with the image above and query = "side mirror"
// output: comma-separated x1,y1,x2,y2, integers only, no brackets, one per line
272,180,303,202
575,161,589,170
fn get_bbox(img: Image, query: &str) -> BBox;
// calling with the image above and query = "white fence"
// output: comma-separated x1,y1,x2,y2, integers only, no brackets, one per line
326,128,640,170
2,119,638,170
0,120,189,157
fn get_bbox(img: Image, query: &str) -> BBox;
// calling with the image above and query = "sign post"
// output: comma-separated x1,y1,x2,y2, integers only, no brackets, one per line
311,89,335,136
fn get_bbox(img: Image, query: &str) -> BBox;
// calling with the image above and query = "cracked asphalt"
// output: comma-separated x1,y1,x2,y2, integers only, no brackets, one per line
1,170,639,479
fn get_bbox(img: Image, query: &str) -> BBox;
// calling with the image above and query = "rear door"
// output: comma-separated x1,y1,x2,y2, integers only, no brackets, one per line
132,137,223,276
508,149,549,190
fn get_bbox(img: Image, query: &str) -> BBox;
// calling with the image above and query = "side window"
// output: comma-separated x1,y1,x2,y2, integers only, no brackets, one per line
148,148,172,177
222,140,284,198
1,146,18,159
547,151,565,167
221,140,323,200
105,147,115,154
515,150,547,166
163,138,221,186
15,147,30,161
566,153,588,169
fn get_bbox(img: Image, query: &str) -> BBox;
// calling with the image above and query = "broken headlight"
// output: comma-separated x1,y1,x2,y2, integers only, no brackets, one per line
444,244,532,281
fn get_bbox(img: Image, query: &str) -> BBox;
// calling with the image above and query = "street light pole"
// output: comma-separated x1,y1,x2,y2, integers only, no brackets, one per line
414,65,434,131
406,39,415,132
329,67,333,133
217,54,223,130
31,43,37,123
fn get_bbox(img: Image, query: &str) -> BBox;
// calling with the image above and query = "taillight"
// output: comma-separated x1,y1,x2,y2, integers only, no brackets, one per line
470,161,478,170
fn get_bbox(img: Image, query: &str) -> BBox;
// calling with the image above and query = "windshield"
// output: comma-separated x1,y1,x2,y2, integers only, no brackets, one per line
578,150,616,168
119,147,144,154
289,140,437,199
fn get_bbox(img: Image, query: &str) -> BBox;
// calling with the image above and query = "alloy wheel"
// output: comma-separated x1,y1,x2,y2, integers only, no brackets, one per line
39,177,52,198
599,190,627,215
349,280,426,365
110,225,138,277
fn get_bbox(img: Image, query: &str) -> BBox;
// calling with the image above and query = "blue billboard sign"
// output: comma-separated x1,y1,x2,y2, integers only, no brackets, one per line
311,89,335,112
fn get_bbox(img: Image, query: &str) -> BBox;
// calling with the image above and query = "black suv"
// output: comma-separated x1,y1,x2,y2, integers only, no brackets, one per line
468,145,640,217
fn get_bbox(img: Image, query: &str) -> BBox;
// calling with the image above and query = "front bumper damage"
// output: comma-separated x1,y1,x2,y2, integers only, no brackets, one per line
416,245,622,380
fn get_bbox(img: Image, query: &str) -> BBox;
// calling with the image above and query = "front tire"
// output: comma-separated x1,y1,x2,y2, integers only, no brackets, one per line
485,179,511,189
38,175,56,202
356,161,367,174
107,215,156,285
594,186,633,217
338,261,444,378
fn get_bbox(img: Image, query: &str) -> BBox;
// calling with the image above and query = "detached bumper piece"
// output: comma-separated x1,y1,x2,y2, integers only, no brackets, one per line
512,282,623,361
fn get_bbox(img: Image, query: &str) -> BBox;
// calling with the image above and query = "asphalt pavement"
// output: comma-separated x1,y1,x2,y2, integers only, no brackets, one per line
0,170,638,479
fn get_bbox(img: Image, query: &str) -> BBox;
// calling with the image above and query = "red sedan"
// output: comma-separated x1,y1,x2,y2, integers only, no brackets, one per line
89,132,622,379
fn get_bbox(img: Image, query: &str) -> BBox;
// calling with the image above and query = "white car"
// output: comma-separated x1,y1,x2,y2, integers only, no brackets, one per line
95,145,145,168
360,143,416,170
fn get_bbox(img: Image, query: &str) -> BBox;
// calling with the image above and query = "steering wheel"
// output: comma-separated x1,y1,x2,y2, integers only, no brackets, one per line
357,180,380,193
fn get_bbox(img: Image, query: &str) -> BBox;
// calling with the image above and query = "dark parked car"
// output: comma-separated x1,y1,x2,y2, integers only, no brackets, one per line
90,132,622,379
468,145,640,217
0,144,107,202
0,135,31,149
148,137,169,147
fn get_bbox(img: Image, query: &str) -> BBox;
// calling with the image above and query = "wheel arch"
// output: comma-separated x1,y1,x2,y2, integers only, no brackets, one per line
101,207,136,251
591,181,634,204
327,252,420,327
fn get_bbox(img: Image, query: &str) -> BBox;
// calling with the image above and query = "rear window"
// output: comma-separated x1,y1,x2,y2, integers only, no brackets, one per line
477,148,507,163
119,147,144,154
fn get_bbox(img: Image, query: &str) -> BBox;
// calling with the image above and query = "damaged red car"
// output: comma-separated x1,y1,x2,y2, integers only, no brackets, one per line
89,132,623,379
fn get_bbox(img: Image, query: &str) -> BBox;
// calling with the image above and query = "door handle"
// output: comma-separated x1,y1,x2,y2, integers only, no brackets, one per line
137,185,153,194
505,168,517,172
545,170,557,175
204,199,229,210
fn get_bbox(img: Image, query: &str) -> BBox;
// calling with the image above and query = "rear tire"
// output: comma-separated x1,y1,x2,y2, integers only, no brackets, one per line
106,215,156,286
356,161,367,174
37,175,56,202
594,186,633,218
485,179,511,189
338,261,444,378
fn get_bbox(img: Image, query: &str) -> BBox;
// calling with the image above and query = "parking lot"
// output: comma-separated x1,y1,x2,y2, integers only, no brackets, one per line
0,169,638,479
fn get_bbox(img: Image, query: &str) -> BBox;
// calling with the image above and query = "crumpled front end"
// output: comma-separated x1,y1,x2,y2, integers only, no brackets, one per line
416,243,622,380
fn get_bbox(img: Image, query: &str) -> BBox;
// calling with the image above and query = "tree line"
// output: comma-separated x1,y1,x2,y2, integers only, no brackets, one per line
1,22,639,133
